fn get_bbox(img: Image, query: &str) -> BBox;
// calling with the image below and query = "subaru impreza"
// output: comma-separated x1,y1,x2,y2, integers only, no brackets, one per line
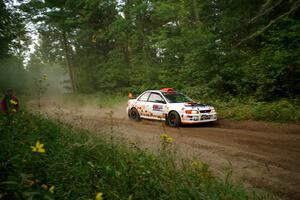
127,88,217,127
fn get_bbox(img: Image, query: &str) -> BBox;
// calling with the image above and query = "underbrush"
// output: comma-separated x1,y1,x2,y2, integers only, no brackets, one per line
206,98,300,123
0,112,269,200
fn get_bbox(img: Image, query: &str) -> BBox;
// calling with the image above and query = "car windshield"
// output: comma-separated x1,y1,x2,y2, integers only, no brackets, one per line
162,92,193,103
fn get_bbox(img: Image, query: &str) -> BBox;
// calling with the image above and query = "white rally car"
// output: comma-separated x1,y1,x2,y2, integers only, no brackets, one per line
127,88,217,127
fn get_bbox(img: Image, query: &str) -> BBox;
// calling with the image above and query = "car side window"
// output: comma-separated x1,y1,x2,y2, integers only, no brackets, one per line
148,93,165,104
138,92,150,102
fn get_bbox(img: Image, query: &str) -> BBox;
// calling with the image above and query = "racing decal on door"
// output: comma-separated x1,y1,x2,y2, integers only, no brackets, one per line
153,104,163,111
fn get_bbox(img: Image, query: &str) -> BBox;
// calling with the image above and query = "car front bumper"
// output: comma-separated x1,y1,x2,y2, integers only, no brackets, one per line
181,113,217,124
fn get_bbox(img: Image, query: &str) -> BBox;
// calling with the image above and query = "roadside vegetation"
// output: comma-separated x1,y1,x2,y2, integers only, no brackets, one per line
0,112,278,200
205,98,300,123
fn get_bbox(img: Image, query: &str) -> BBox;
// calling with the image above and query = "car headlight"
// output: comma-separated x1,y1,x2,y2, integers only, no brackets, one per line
185,110,199,114
210,107,216,112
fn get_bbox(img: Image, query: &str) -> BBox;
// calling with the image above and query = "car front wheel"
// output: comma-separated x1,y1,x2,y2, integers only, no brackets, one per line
129,108,141,121
167,111,181,127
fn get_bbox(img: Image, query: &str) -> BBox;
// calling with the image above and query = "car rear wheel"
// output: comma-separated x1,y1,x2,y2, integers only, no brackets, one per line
129,108,141,121
167,111,181,127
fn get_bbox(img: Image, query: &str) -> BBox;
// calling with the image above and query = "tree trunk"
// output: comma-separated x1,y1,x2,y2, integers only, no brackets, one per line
192,0,200,23
124,0,132,67
62,31,77,93
124,38,130,66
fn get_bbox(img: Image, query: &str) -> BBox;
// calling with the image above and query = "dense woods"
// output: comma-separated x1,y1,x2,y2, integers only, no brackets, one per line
1,0,300,101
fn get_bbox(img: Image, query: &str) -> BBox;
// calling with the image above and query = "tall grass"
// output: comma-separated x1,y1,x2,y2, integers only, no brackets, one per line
207,98,300,123
0,112,262,200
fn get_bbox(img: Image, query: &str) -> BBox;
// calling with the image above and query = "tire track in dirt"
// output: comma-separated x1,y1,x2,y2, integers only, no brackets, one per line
26,99,300,200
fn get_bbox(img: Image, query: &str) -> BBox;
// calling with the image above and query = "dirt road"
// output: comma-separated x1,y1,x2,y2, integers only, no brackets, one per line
26,99,300,200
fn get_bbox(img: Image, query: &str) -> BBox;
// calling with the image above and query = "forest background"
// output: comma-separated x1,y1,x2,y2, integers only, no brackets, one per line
1,0,299,111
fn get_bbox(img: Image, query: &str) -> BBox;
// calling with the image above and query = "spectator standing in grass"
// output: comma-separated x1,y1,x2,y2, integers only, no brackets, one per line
1,89,20,113
128,92,133,99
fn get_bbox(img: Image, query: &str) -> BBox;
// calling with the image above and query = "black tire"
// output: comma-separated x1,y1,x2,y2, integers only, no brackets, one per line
129,108,141,121
167,111,181,127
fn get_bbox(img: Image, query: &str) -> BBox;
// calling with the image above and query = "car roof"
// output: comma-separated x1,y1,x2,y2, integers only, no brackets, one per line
141,88,178,94
142,90,180,94
143,90,163,93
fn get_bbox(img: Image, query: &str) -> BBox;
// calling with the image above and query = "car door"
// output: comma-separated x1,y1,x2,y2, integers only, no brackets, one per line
146,92,167,119
136,92,151,117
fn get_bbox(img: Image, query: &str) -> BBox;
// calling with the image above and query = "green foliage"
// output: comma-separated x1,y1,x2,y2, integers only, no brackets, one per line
0,1,29,59
1,1,299,103
208,98,300,123
241,17,300,100
0,112,262,199
0,1,29,94
0,56,26,94
25,0,300,101
0,0,12,58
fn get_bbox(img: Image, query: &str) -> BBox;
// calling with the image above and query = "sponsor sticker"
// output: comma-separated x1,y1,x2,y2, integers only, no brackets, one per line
153,104,163,111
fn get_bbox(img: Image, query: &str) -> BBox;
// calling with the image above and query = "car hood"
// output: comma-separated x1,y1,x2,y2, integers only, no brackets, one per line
169,102,213,110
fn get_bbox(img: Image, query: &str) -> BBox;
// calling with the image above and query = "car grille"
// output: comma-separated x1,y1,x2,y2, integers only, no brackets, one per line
200,110,211,113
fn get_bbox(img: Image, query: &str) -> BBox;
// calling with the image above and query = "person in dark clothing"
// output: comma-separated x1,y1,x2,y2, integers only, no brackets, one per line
1,89,20,113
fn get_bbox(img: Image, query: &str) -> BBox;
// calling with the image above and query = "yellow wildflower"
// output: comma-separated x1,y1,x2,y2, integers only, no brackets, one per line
191,160,200,168
41,184,48,190
96,192,103,200
31,140,46,153
10,100,18,105
42,74,48,81
11,109,17,113
49,185,55,193
166,137,173,143
160,134,168,140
